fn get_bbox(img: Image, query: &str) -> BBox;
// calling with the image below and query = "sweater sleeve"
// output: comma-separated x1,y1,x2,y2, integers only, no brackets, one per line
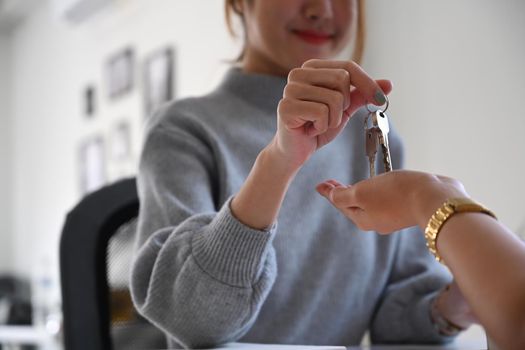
130,109,277,349
369,226,454,344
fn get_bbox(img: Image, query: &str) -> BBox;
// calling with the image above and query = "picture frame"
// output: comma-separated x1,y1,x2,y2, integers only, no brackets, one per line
109,120,132,161
106,47,135,100
78,136,106,195
143,47,174,118
84,85,96,117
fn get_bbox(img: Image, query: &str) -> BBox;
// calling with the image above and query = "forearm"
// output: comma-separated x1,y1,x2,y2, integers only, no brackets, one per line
410,179,525,345
434,213,525,347
231,138,299,230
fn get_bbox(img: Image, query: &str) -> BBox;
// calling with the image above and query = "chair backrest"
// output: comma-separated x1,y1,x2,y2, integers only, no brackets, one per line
60,178,165,350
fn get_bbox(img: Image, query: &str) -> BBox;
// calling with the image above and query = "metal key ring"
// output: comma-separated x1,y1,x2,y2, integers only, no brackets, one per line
366,94,389,113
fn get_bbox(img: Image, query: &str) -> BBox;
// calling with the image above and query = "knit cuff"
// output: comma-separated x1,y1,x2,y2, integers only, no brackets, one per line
191,197,276,287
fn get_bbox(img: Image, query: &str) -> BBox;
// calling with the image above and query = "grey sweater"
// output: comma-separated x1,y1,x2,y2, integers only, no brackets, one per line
130,67,453,349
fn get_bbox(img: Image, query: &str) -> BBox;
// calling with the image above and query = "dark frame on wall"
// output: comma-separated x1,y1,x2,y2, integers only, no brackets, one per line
142,47,174,118
105,47,135,100
84,85,96,117
78,136,106,195
109,120,132,161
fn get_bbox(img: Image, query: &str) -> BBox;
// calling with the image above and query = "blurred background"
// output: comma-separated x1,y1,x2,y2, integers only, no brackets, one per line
0,0,524,348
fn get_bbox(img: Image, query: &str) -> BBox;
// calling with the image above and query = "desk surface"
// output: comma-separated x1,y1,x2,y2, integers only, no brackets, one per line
346,345,485,350
0,328,488,350
0,325,51,343
213,341,487,350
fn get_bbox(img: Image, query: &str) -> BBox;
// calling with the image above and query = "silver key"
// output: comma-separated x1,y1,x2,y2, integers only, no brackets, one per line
373,110,392,172
374,110,389,135
365,126,379,177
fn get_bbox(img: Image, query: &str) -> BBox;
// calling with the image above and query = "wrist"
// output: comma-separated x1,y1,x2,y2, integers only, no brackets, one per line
261,138,301,180
412,174,466,230
230,144,297,231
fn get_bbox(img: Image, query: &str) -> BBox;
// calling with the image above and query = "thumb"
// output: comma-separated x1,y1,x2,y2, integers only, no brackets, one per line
345,79,393,117
316,179,346,202
316,182,335,199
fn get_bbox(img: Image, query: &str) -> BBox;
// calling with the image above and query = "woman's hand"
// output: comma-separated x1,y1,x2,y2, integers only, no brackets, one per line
316,170,469,233
268,59,393,171
231,60,391,230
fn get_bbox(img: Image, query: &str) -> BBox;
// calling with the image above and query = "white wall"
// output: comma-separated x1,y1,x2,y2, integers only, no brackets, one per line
364,0,525,233
0,33,12,274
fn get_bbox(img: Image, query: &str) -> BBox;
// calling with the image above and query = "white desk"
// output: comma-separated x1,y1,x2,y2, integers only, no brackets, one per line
213,341,489,350
0,327,490,350
0,325,60,349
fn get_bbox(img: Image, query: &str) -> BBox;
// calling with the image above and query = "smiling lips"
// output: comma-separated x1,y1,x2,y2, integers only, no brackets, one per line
292,29,334,45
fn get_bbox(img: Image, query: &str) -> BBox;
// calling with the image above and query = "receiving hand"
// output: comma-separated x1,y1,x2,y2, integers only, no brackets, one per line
270,59,393,170
316,170,469,234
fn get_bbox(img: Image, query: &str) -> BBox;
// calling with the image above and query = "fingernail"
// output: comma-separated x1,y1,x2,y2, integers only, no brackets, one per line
374,90,386,105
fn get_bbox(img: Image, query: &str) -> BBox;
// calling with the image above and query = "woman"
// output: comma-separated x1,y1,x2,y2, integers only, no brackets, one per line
316,170,525,349
131,1,473,348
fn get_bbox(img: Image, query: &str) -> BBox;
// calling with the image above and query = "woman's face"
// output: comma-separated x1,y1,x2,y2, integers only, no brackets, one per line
241,0,356,76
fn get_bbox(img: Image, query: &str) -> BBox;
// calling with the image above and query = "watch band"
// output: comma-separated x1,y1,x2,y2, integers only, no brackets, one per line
425,197,496,265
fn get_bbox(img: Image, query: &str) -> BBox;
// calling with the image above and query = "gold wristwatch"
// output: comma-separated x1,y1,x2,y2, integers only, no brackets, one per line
425,197,496,264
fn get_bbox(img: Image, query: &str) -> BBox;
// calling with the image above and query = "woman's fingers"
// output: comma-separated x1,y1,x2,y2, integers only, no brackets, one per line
288,67,351,110
316,181,376,231
283,82,344,129
287,63,393,131
316,180,358,208
302,59,390,106
276,59,394,166
345,79,393,117
278,98,329,135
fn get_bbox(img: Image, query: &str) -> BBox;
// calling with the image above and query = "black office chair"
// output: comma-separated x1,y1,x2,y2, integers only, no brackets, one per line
60,178,166,350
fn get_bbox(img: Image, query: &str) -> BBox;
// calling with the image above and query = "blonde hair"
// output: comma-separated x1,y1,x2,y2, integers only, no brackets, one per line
224,0,366,64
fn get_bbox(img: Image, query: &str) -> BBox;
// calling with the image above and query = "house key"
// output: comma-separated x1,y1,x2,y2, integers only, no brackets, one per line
364,96,393,176
373,110,392,172
365,126,380,177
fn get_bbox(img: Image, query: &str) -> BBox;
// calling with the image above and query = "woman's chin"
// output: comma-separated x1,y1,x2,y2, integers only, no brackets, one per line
292,51,337,65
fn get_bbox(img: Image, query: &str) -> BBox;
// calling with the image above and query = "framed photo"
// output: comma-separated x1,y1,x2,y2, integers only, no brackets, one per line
84,85,96,117
106,47,134,99
78,136,106,195
143,47,174,117
110,120,132,161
